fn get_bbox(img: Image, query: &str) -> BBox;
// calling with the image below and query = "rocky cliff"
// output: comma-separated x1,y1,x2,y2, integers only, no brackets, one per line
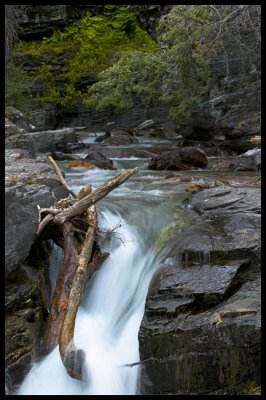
16,5,104,41
12,5,172,132
179,6,261,154
12,5,260,154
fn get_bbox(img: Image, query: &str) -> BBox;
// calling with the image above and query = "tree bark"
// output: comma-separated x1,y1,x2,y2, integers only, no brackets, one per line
59,205,97,380
43,222,80,354
39,164,138,379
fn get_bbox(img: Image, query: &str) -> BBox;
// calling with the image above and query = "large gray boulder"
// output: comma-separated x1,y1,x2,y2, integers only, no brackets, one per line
5,149,68,275
5,128,77,154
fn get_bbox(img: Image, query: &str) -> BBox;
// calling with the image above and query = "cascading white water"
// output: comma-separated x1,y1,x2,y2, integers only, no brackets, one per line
15,136,184,395
17,208,161,395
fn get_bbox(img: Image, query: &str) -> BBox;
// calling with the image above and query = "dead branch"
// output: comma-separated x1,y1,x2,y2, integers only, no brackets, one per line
48,155,77,199
53,167,138,225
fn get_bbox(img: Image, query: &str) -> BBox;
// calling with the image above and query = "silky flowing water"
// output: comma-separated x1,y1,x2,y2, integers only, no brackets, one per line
16,135,256,395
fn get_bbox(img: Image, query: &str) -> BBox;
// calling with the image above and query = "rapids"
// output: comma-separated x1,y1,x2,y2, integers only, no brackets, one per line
16,135,257,395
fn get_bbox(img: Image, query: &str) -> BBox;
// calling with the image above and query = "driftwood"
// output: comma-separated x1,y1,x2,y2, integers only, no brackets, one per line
59,205,97,380
39,158,138,380
44,222,80,353
54,167,138,225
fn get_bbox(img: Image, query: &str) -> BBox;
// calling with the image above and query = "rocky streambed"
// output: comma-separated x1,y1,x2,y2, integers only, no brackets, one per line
5,110,261,395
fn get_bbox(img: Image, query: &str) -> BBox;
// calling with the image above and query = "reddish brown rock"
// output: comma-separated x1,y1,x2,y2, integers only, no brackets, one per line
69,160,97,170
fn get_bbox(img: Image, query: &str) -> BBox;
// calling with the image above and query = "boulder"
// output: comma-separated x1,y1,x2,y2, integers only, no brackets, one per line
56,141,86,152
230,148,261,171
6,128,77,153
134,119,164,137
148,147,208,170
102,135,139,145
187,186,261,217
84,150,116,170
5,149,68,275
95,131,111,143
5,107,35,135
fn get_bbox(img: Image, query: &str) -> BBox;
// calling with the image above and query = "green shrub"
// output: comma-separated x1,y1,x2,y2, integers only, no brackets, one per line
12,6,158,107
5,61,33,111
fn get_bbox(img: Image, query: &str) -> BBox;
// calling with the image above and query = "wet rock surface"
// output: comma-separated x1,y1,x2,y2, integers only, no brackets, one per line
84,150,116,170
5,149,68,275
211,148,261,172
148,147,208,170
6,128,77,154
5,266,46,394
139,184,261,395
5,107,35,137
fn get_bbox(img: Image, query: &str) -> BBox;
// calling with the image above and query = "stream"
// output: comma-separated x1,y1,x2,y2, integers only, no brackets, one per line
16,134,256,395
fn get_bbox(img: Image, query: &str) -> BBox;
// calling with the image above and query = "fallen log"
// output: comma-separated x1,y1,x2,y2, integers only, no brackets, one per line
43,221,80,354
39,163,138,380
59,205,97,380
54,167,138,225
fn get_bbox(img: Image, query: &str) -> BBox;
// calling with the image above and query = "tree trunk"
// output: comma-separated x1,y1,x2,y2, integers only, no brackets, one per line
59,205,97,380
38,165,138,379
43,222,80,354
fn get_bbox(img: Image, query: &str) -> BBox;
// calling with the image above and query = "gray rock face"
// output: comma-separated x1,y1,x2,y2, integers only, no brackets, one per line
5,107,35,137
231,148,261,171
5,149,68,275
132,5,173,40
139,271,260,395
139,185,261,395
16,5,103,41
5,266,45,393
180,11,261,154
187,186,261,217
6,128,77,154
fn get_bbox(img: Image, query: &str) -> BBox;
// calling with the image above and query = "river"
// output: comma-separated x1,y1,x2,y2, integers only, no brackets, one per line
16,134,255,395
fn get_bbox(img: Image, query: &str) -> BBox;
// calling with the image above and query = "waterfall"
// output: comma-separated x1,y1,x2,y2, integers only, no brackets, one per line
17,208,160,395
15,137,181,395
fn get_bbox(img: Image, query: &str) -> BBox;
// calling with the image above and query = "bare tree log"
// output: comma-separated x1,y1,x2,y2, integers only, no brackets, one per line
54,167,138,225
43,222,80,353
48,155,77,199
59,205,97,380
41,165,137,374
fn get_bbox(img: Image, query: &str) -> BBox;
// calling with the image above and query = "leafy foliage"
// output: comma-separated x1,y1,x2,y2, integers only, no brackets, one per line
86,5,219,120
5,61,33,111
12,6,158,107
86,5,261,121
